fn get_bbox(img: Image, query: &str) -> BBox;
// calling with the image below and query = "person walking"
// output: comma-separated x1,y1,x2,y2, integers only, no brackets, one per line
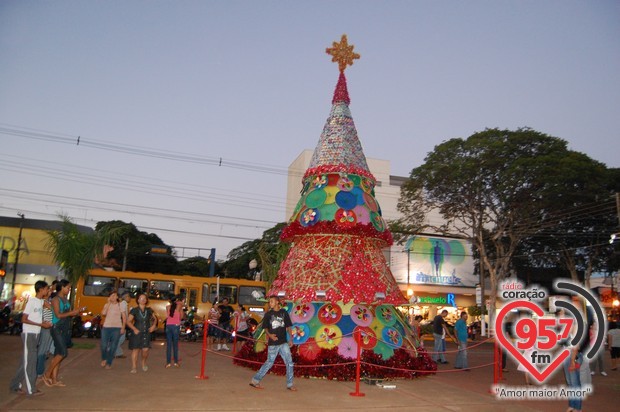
165,295,184,368
114,290,131,359
100,290,126,369
454,311,469,371
127,292,157,373
233,305,251,349
607,322,619,371
43,279,84,388
9,280,52,397
432,310,454,364
249,296,296,391
36,284,53,379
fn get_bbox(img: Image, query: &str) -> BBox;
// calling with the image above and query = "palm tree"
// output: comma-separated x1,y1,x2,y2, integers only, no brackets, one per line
46,215,127,302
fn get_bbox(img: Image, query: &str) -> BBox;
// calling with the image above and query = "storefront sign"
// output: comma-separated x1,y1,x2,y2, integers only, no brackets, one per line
417,293,456,307
394,236,477,287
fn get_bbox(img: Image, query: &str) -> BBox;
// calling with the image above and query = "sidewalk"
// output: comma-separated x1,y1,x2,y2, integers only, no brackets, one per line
0,334,617,411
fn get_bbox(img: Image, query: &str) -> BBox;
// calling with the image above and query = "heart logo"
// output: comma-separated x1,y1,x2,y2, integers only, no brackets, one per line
495,300,570,383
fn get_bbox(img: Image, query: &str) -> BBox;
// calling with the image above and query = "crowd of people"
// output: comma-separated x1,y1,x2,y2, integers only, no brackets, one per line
8,281,260,398
8,281,619,407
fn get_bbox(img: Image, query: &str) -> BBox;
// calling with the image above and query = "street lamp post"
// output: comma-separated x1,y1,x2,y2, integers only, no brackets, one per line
11,213,25,303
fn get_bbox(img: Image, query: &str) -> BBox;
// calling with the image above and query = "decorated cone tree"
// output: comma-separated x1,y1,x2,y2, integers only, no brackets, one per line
234,35,436,380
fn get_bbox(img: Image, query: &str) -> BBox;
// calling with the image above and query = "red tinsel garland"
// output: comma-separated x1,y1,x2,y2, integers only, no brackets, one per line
233,341,437,381
280,220,393,246
303,164,376,183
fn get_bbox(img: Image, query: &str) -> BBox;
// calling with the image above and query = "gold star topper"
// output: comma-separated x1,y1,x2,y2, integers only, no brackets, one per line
326,34,360,72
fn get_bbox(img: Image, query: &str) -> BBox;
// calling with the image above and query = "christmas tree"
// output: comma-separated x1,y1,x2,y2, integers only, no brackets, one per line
235,35,436,380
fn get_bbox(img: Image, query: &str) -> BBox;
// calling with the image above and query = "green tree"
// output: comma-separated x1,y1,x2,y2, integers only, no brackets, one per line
222,223,287,280
395,128,608,323
514,159,617,288
95,220,178,274
46,215,127,301
177,256,222,277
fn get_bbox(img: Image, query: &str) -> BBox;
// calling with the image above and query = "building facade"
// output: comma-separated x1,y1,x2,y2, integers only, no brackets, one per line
0,216,93,305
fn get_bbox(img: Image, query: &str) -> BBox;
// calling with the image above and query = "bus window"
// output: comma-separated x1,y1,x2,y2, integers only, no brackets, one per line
118,278,148,298
149,280,175,301
238,286,266,306
83,275,116,296
201,283,210,303
209,285,237,304
179,288,198,308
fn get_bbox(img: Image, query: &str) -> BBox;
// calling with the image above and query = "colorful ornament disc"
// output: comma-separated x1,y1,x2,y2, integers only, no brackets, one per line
300,208,320,227
305,189,327,208
350,304,373,327
315,325,343,349
381,327,403,348
335,191,357,210
291,323,310,344
291,302,316,324
375,304,397,326
317,303,342,325
353,326,377,349
335,208,357,227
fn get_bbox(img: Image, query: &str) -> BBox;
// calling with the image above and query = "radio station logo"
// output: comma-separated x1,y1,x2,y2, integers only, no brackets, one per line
495,279,606,385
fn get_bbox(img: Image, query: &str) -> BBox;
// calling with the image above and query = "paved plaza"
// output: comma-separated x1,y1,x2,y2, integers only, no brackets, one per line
0,334,617,411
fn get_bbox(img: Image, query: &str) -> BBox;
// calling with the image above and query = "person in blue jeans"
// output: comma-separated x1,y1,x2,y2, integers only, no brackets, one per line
100,290,126,369
563,349,583,412
165,295,184,367
249,296,296,391
454,311,469,370
432,310,455,364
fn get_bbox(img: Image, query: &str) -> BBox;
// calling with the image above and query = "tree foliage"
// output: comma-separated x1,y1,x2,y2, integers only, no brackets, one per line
222,223,288,279
95,220,178,274
177,256,221,277
46,215,127,300
396,127,616,320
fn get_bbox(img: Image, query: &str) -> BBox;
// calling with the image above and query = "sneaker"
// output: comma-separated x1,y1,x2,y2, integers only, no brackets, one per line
222,344,230,351
217,344,222,351
601,371,607,376
29,390,44,397
591,371,595,376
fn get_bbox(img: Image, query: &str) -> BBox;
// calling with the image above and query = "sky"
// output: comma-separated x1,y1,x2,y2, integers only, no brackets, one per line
1,1,619,263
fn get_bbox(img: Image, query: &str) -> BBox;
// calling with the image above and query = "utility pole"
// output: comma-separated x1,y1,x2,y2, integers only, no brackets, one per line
610,193,620,245
11,213,25,303
121,238,129,271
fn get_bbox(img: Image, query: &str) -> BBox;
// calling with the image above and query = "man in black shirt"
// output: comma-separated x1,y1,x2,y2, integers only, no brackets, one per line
432,310,455,364
249,296,296,391
217,298,233,351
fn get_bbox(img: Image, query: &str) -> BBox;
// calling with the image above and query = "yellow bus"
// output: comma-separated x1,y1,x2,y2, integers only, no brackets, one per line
74,269,267,331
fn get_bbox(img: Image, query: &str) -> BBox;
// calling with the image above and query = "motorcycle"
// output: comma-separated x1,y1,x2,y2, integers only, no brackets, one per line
180,307,202,342
0,304,11,333
9,311,23,335
85,314,102,338
72,315,86,338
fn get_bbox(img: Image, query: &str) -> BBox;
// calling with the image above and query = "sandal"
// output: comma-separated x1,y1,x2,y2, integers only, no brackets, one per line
42,376,53,387
53,381,66,387
249,382,264,389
